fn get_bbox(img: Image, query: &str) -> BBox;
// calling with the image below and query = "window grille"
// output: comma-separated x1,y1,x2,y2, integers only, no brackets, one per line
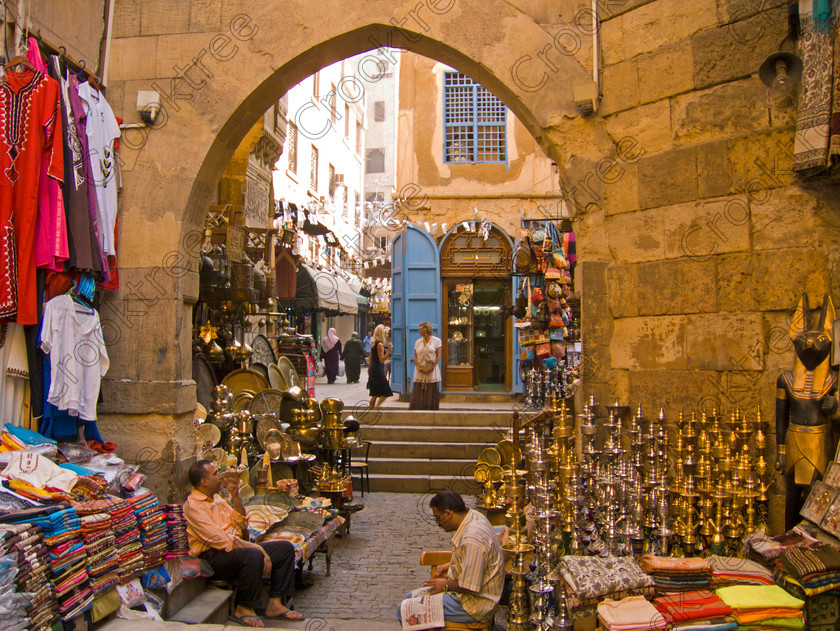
443,72,506,164
310,146,318,190
287,124,298,174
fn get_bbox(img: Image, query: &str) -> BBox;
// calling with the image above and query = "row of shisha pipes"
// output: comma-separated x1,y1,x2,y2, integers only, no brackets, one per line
522,360,581,410
523,392,772,562
501,394,773,631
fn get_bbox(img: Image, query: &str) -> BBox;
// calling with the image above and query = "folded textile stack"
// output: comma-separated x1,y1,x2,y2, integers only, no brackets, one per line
774,542,840,598
163,504,189,559
654,589,735,631
716,584,804,630
707,555,774,587
597,595,667,631
103,498,144,584
638,554,713,594
560,555,656,619
1,524,38,631
129,491,167,570
2,522,56,630
16,506,94,622
79,513,119,596
744,526,820,564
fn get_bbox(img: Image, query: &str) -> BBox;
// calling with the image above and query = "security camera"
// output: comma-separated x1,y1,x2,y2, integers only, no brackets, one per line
573,82,599,118
137,90,161,124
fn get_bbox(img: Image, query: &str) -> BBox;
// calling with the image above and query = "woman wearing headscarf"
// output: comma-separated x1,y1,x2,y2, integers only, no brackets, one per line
341,332,364,384
319,328,342,384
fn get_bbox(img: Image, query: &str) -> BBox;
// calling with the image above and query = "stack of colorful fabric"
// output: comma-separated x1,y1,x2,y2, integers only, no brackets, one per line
129,491,167,570
708,555,774,587
716,585,804,630
1,521,56,630
18,506,94,622
776,543,840,597
102,498,144,584
654,589,735,631
559,556,655,619
597,595,667,631
1,525,34,631
638,554,713,594
78,513,119,595
163,504,189,559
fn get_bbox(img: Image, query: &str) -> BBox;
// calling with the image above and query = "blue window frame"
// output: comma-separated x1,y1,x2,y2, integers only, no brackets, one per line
443,72,507,164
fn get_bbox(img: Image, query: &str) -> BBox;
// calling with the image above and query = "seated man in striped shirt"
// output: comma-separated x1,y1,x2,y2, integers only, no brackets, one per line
399,489,505,626
183,460,303,627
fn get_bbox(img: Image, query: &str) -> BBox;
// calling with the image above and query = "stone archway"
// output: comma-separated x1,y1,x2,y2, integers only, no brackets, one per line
105,0,604,498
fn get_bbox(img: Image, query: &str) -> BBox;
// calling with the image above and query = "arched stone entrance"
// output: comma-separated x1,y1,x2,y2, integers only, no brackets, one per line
105,0,604,498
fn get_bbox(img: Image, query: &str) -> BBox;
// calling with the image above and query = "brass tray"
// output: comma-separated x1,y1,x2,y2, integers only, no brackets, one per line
255,414,283,450
249,388,284,418
251,334,276,367
233,390,255,412
474,462,489,483
249,362,269,381
268,363,287,391
278,356,300,388
496,439,515,470
196,423,221,447
221,368,269,395
477,446,501,466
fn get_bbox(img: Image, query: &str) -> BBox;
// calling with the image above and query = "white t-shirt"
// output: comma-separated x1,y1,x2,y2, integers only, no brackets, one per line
40,295,109,420
413,335,441,383
78,83,120,256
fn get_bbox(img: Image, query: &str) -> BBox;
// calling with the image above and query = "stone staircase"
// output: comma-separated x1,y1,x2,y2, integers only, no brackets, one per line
355,409,514,494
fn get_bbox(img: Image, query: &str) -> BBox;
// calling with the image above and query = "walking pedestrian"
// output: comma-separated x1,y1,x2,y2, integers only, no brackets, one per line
410,321,441,410
341,332,364,384
319,328,342,384
367,324,393,409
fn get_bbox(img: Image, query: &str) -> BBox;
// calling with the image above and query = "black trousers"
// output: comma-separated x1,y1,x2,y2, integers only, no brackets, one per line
202,541,296,608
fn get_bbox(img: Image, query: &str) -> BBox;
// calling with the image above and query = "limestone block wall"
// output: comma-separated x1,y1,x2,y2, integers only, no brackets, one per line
94,0,839,514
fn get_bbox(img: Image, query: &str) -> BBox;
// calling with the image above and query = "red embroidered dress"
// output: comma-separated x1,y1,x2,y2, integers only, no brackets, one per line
0,68,63,324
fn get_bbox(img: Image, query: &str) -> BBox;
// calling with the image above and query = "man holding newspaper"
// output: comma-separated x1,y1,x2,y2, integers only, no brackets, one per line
398,490,505,629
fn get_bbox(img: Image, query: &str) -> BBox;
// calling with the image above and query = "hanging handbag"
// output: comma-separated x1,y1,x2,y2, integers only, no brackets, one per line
514,236,538,274
530,286,544,306
535,300,551,330
520,345,535,361
513,281,528,319
535,342,551,359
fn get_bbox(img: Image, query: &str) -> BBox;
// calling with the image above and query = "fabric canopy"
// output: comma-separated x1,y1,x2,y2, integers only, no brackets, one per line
293,265,358,314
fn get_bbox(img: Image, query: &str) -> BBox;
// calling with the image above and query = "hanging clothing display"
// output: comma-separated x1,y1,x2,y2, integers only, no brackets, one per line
39,294,108,421
77,82,119,258
67,74,108,281
26,37,69,273
0,322,29,425
0,66,64,324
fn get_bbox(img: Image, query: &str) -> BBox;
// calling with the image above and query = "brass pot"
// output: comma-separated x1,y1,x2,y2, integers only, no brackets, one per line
206,340,225,363
237,411,253,437
290,424,323,447
234,340,253,361
320,397,343,415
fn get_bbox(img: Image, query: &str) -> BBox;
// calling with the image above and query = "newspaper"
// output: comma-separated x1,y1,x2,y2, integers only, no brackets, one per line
400,586,445,630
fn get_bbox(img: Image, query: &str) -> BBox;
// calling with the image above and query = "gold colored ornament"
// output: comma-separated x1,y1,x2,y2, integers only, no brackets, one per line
200,323,219,344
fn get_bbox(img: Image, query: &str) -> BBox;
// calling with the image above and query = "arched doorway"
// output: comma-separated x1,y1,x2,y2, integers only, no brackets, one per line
105,3,598,498
439,225,513,391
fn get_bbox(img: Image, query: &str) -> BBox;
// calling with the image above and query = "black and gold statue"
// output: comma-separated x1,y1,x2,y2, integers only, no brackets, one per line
775,294,840,529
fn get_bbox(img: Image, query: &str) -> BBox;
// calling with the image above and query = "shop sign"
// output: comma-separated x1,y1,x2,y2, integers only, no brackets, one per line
227,226,245,262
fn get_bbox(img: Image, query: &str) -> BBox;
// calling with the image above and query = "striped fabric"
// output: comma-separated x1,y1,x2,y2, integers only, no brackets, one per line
449,509,505,622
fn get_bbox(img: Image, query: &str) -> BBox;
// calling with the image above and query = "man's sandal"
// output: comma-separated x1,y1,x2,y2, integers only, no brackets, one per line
228,614,263,627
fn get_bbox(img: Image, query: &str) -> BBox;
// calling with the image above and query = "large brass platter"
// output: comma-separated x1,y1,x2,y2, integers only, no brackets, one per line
233,390,255,412
477,446,501,466
249,388,284,417
496,439,515,469
268,363,287,390
221,368,269,394
255,414,283,450
474,462,489,483
278,356,300,388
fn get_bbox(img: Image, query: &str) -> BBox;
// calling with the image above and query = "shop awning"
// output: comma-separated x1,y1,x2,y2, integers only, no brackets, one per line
293,265,358,314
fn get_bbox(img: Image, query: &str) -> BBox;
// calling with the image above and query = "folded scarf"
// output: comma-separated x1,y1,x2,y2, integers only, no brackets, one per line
655,590,732,622
640,555,711,573
716,585,804,611
780,544,840,582
561,555,654,600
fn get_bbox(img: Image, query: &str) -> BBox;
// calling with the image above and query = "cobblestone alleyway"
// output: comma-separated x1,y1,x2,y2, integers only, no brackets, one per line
292,491,452,622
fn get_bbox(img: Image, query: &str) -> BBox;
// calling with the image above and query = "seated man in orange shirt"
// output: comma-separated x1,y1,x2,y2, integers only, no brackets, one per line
183,460,303,627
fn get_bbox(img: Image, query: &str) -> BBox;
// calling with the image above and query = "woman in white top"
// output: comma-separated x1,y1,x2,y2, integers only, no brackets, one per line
410,321,442,410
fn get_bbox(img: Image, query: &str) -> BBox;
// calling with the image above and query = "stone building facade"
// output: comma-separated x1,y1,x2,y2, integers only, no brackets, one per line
34,0,834,522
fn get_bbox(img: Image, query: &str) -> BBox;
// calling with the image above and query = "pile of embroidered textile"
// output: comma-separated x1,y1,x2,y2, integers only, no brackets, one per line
110,498,145,583
559,555,655,619
638,554,713,594
716,585,804,629
129,491,168,570
1,521,56,631
597,595,667,631
78,512,119,596
653,589,735,631
776,542,840,597
15,506,95,622
163,504,189,558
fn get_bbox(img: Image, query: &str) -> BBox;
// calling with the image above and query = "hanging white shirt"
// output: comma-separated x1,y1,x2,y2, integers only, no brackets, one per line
78,83,120,256
40,294,109,421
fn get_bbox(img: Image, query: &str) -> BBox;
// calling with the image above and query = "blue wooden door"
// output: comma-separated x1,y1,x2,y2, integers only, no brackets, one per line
391,224,441,394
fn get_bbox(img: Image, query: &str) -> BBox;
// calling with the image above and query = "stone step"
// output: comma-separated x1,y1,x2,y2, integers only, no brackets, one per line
350,409,515,428
151,576,205,620
366,457,476,477
363,424,506,443
368,473,482,495
368,440,493,460
169,587,233,625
